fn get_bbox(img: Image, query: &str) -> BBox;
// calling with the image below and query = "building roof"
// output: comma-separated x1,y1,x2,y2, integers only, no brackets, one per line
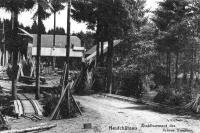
85,40,121,55
86,40,121,62
32,34,81,48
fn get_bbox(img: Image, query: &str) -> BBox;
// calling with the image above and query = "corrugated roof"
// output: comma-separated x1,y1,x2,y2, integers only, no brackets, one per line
32,34,81,48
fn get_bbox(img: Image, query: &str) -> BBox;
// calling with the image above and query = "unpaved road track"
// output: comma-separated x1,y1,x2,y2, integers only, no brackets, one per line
75,95,200,133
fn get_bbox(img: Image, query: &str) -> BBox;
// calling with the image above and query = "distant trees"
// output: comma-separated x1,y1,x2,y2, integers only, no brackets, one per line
72,31,95,50
31,20,46,34
47,27,65,35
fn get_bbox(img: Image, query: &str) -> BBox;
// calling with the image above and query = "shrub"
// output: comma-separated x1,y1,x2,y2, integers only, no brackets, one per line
154,87,185,106
118,72,144,98
153,89,170,104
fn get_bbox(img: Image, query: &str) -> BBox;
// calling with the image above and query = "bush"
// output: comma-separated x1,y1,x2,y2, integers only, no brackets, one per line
153,87,184,106
153,89,169,104
167,94,183,106
118,72,144,98
152,66,170,86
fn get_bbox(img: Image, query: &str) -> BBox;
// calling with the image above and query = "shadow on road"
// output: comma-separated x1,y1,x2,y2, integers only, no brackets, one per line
121,104,200,120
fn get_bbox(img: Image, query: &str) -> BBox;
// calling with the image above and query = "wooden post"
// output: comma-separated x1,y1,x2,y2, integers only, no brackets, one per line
35,4,42,100
11,10,19,100
52,10,56,70
65,0,71,116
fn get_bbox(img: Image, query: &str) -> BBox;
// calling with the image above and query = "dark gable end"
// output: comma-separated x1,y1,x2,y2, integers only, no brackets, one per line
85,40,121,55
32,34,81,48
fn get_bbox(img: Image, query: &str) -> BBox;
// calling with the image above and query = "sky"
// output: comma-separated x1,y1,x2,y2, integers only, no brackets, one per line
0,0,162,33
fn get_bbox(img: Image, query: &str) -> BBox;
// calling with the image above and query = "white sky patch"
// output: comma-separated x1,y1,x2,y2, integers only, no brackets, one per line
0,0,163,33
145,0,163,19
145,0,162,10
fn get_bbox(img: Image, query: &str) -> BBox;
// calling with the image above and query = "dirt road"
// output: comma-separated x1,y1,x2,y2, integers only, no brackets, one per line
7,94,200,133
75,95,200,133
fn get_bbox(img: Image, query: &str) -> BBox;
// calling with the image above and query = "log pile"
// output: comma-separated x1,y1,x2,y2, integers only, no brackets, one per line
185,94,200,113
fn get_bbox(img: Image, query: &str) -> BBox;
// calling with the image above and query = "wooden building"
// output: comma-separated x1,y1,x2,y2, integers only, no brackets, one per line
28,34,85,69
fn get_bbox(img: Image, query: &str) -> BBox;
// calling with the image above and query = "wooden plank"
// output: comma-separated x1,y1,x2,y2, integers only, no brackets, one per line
32,100,43,116
14,100,23,116
21,100,35,114
1,123,57,133
16,100,23,116
14,100,19,116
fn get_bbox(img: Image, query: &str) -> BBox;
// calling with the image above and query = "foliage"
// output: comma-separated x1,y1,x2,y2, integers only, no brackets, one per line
31,20,46,34
113,71,144,98
115,23,158,73
0,0,34,13
72,31,95,49
50,0,65,13
47,27,65,35
123,0,148,32
72,0,132,40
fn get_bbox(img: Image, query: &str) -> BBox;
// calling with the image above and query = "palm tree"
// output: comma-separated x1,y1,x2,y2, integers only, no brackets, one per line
0,0,35,99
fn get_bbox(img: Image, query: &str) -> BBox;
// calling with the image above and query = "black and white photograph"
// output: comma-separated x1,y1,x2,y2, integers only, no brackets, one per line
0,0,200,132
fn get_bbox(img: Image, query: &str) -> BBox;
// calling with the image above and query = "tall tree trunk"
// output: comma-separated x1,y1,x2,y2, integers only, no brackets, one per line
100,41,104,65
175,52,179,89
106,39,113,94
52,11,56,70
95,19,101,66
11,11,19,100
96,41,99,66
169,53,171,83
166,52,169,77
189,47,194,91
2,19,6,66
166,52,171,84
35,4,42,100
